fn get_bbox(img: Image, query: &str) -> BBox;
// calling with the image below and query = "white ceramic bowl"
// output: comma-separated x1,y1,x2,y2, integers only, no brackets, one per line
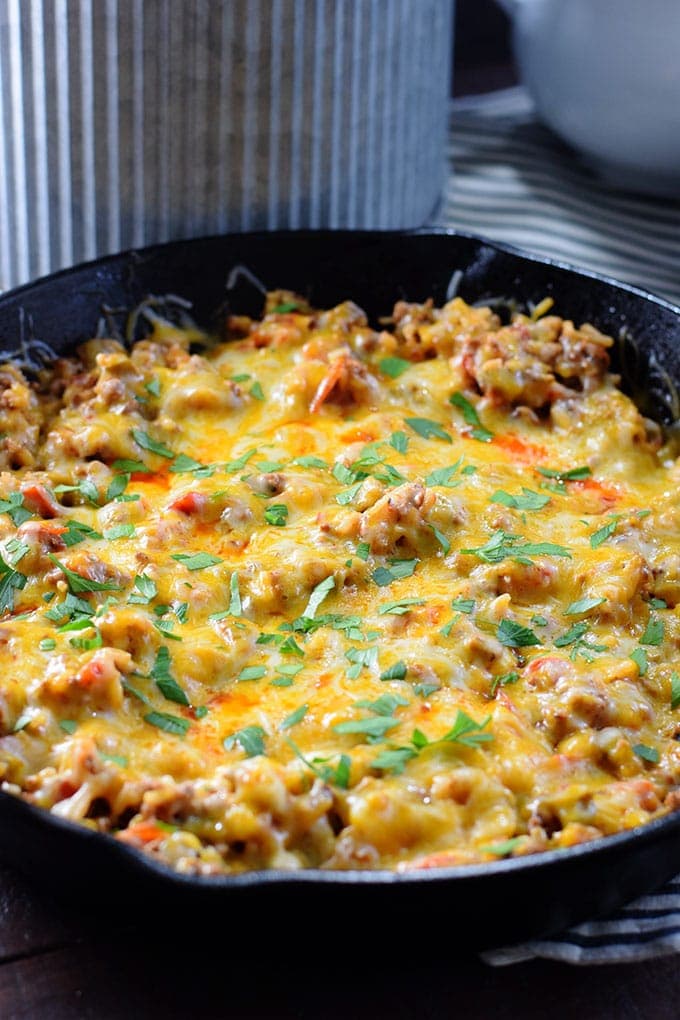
499,0,680,198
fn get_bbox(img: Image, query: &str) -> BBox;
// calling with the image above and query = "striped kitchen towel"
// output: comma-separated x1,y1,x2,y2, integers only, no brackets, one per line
432,86,680,307
433,86,680,965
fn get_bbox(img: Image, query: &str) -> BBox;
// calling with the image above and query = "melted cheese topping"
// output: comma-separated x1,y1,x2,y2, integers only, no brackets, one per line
1,290,680,876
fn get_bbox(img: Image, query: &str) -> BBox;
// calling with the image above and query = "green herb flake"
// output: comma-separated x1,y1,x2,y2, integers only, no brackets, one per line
481,837,523,857
145,376,161,397
429,524,450,554
59,719,77,734
151,646,189,706
144,711,190,736
641,617,664,646
632,743,659,764
103,523,136,541
128,574,158,605
443,710,493,747
280,704,309,731
335,481,363,506
449,392,493,441
227,571,242,617
490,488,550,511
379,356,411,379
490,671,520,696
670,672,680,709
630,647,648,675
497,619,541,648
0,556,27,612
537,465,592,481
0,492,32,526
249,381,265,401
424,460,463,487
380,660,408,681
303,575,335,620
378,597,426,616
564,596,606,616
389,431,409,454
451,597,474,614
264,503,289,526
370,747,418,774
372,557,419,587
224,725,266,757
404,417,452,443
590,516,620,549
39,637,56,651
171,552,223,571
355,541,370,561
46,555,121,594
237,665,267,682
169,453,207,474
291,455,328,469
130,428,175,459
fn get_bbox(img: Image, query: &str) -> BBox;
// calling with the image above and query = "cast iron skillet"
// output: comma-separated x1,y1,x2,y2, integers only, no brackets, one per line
1,228,679,951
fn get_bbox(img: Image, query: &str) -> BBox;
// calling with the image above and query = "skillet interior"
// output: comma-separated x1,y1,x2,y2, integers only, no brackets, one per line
1,227,680,950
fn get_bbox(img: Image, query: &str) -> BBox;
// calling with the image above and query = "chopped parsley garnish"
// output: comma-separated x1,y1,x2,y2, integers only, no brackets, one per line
59,719,77,734
449,392,493,441
355,541,370,561
379,356,410,378
144,711,190,736
280,704,309,730
372,558,419,587
490,671,520,696
497,619,541,647
389,431,409,453
564,596,605,616
462,530,571,564
223,449,258,474
171,552,223,570
130,429,175,459
0,555,28,612
303,575,335,619
335,482,363,506
481,837,524,857
105,473,130,502
590,515,621,548
630,647,648,675
424,460,463,487
0,492,32,526
404,417,452,443
249,380,265,401
145,376,161,397
671,672,680,709
537,465,592,481
632,743,659,764
441,710,493,747
271,301,301,314
286,739,351,787
112,459,151,473
451,597,475,614
61,520,103,547
224,725,266,757
640,617,664,646
490,488,550,511
429,524,450,554
264,503,289,526
380,661,408,681
103,523,136,541
237,665,267,682
46,555,122,594
151,646,189,706
378,597,425,616
128,574,157,605
169,453,207,474
291,455,328,469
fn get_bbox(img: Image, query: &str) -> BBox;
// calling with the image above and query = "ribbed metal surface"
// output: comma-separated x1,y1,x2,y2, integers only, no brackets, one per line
0,0,453,290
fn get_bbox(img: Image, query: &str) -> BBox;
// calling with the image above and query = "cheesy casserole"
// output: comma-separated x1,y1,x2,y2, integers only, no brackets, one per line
1,288,680,876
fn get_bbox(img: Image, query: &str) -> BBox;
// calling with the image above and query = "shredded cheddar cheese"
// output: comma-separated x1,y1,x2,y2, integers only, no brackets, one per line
1,288,680,875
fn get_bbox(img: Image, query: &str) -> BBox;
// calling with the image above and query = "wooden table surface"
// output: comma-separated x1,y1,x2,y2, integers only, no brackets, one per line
3,26,678,1020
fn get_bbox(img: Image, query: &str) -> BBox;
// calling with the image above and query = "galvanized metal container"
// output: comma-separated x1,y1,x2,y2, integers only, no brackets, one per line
0,0,454,291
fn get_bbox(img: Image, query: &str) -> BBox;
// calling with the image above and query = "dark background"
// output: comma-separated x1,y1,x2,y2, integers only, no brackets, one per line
453,0,518,95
